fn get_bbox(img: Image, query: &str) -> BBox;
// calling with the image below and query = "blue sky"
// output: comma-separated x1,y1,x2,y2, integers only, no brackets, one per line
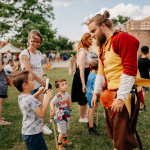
51,0,150,41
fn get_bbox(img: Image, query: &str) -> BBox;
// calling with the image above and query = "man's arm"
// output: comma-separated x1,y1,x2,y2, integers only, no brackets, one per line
111,33,139,113
91,74,105,108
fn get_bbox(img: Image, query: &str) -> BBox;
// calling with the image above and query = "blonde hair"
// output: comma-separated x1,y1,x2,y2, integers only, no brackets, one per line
28,30,43,46
78,33,91,51
85,10,112,29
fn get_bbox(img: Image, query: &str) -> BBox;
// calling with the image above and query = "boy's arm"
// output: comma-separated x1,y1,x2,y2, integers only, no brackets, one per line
34,89,53,118
33,87,45,99
50,102,55,118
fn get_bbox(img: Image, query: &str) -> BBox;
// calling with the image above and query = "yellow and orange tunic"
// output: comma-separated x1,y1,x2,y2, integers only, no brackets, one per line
98,31,150,116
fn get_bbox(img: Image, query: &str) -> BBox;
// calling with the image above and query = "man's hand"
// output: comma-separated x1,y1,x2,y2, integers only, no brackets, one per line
91,93,98,108
111,99,125,113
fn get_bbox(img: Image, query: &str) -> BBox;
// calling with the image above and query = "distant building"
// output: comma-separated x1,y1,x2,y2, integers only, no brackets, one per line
121,16,150,58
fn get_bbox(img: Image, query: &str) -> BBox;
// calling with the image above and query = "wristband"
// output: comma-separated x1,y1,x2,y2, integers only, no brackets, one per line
43,74,47,77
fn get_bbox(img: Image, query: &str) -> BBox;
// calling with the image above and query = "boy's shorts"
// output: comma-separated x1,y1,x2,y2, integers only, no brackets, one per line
87,100,92,108
142,86,149,92
22,132,48,150
57,120,70,134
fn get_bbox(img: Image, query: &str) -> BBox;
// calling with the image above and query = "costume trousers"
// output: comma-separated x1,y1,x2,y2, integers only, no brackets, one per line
105,101,140,150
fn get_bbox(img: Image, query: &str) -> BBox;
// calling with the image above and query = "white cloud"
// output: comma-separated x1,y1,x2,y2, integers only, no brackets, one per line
52,0,91,7
84,0,92,2
107,3,150,20
82,3,150,34
52,0,76,7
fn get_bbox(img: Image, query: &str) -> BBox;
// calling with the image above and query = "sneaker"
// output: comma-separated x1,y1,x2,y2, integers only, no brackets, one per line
139,108,145,112
87,122,96,128
79,117,88,123
63,140,73,146
88,128,100,135
42,124,52,135
58,144,66,150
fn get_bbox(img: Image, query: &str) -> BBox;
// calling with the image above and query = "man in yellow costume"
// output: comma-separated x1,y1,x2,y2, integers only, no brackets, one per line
87,10,150,150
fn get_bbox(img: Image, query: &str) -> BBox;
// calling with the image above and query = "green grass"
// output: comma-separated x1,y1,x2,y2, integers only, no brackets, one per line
0,68,150,150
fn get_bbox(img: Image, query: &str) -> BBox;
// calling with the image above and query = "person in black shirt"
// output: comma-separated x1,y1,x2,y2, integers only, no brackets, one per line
138,46,150,110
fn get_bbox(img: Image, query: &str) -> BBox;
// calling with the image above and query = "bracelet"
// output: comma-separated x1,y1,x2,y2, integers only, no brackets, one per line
43,74,47,77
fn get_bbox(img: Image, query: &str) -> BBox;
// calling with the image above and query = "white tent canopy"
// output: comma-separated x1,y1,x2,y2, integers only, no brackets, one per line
0,43,22,54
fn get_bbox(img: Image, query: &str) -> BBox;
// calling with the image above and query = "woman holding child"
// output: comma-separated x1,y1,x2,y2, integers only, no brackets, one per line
71,33,92,122
19,30,52,134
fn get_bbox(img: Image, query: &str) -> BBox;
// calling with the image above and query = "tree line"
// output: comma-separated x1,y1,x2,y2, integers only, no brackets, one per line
0,0,129,52
0,0,73,52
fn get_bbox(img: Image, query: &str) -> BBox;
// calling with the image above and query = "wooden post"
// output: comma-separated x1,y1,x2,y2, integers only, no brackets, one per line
52,119,58,150
96,102,98,127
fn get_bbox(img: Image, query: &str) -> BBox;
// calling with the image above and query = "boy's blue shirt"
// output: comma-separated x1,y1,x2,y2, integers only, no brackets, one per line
85,72,96,101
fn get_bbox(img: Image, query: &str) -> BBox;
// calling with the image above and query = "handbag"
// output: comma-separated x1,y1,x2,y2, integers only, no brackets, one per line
68,54,77,75
100,89,117,107
0,72,13,86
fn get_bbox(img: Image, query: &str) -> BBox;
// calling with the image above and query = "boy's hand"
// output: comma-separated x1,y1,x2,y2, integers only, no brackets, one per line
38,86,45,94
46,89,53,99
50,112,55,118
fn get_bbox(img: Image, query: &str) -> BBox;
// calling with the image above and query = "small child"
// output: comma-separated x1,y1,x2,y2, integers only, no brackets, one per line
50,79,72,150
85,59,100,135
138,46,150,111
13,70,53,150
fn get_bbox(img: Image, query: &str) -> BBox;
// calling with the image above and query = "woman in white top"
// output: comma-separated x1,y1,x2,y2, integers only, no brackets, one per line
71,33,92,122
19,30,52,134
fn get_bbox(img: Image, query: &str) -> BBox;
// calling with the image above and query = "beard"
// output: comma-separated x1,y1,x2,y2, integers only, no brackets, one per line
96,31,106,47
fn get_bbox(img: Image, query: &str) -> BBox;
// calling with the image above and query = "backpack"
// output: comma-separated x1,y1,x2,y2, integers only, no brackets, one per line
68,54,77,75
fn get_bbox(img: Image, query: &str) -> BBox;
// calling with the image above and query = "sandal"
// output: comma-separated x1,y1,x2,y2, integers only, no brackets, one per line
0,121,11,125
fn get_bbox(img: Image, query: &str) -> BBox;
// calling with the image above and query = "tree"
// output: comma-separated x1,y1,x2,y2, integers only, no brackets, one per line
111,15,130,25
53,35,73,50
0,0,56,52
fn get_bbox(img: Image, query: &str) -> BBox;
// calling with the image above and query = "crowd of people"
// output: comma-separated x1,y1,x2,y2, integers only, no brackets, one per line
0,10,150,150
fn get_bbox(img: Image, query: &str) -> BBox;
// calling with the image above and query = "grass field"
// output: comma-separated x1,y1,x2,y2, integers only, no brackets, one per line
0,68,150,150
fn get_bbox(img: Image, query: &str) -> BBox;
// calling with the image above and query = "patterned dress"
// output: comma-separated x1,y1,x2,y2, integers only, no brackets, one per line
0,56,8,98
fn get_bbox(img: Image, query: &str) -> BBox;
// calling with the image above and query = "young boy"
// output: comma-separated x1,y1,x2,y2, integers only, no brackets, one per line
50,79,72,150
85,60,100,135
138,46,150,111
13,70,53,150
